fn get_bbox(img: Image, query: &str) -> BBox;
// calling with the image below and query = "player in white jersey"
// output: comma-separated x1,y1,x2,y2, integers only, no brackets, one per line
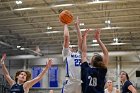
61,17,82,93
104,80,120,93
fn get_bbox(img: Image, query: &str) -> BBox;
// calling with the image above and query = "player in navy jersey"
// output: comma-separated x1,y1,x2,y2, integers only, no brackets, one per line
0,53,52,93
81,29,109,93
61,17,82,93
120,71,137,93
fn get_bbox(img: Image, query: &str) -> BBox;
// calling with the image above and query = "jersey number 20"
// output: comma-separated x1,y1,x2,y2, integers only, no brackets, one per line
88,76,97,86
74,59,81,66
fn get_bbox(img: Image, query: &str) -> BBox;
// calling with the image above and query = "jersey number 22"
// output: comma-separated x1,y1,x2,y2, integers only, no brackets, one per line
74,59,81,66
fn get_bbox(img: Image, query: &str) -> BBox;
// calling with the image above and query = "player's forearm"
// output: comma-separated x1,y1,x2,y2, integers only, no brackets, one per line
76,26,82,50
82,36,87,62
26,68,48,88
97,39,108,55
27,60,52,88
75,17,82,50
38,67,48,80
78,39,82,51
82,36,87,53
132,91,137,93
131,89,137,93
1,64,10,77
64,24,70,48
33,68,48,82
64,24,69,36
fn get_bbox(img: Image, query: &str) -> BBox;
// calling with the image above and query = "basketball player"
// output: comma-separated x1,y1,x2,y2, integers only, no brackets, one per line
0,53,52,93
120,71,137,93
81,29,109,93
61,17,82,93
104,80,120,93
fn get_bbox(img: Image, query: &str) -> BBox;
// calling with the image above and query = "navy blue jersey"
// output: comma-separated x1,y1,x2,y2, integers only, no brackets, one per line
10,83,24,93
81,62,107,93
122,80,133,93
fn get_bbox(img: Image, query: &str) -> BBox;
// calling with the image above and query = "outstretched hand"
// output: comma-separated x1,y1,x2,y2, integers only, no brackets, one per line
94,28,101,40
82,29,91,37
46,58,52,68
74,16,80,32
0,53,6,64
75,16,80,26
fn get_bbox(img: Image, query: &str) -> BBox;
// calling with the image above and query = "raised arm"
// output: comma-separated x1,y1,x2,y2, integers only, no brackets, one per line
74,16,82,51
94,29,109,66
62,24,71,58
0,53,15,86
64,24,70,48
82,29,90,63
24,59,52,89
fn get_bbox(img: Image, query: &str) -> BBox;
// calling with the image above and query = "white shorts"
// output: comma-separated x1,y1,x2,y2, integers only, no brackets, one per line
61,78,81,93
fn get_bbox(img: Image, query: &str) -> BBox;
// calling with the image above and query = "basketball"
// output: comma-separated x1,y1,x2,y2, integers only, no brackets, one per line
59,10,73,24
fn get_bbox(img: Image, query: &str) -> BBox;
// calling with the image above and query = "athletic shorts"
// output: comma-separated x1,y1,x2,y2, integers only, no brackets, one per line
61,78,82,93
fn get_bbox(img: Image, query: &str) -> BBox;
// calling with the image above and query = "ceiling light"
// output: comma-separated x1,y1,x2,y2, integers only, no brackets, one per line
101,27,121,30
92,40,97,43
90,42,129,46
80,29,86,31
105,20,111,24
20,48,25,50
113,38,116,42
79,23,85,26
80,28,94,32
109,42,128,46
45,31,61,34
52,4,74,8
79,27,122,32
113,38,118,43
16,0,22,4
102,27,111,30
87,1,110,4
47,26,52,30
90,44,99,46
14,7,34,11
17,46,21,48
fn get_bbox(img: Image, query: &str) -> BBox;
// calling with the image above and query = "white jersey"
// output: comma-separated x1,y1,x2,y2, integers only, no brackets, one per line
104,87,117,93
62,48,81,80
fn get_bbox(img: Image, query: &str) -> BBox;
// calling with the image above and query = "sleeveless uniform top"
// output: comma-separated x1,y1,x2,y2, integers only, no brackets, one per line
104,87,117,93
62,48,81,80
122,80,133,93
10,83,24,93
81,62,107,93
